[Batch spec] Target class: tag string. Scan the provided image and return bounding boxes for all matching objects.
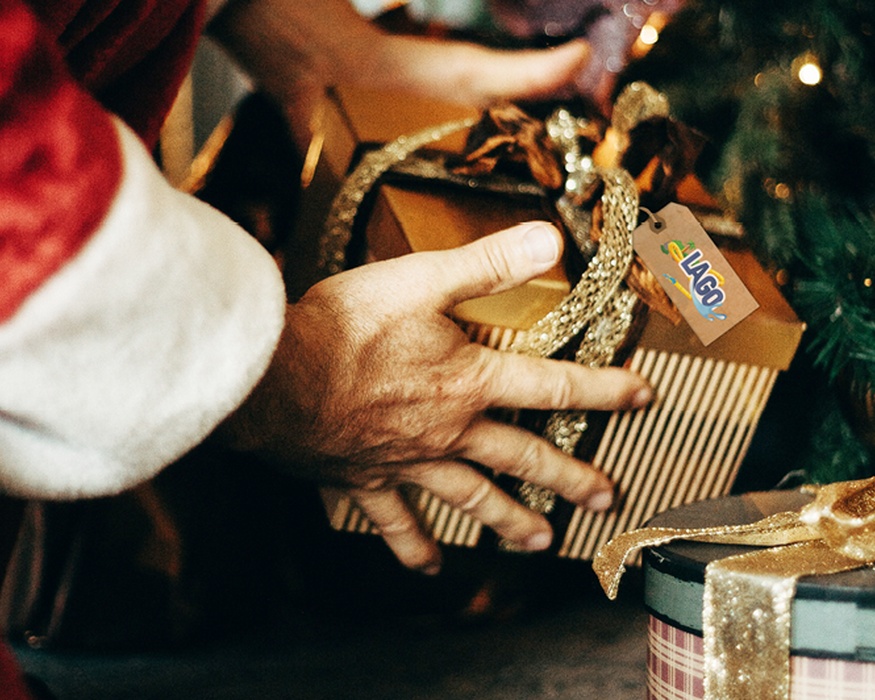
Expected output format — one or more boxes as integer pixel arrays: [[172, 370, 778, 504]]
[[640, 206, 666, 233]]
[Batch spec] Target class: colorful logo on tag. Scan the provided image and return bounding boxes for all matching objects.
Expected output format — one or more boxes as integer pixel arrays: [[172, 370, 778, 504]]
[[661, 240, 727, 322]]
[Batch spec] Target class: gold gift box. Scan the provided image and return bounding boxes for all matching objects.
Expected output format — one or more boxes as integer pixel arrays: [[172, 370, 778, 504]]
[[301, 87, 805, 560]]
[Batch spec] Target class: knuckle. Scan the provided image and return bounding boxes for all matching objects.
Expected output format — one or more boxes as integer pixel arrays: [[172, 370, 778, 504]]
[[376, 515, 417, 536], [346, 469, 392, 491], [433, 349, 494, 416], [362, 475, 390, 490], [546, 370, 575, 408], [477, 240, 515, 288], [458, 480, 492, 512], [514, 438, 549, 480]]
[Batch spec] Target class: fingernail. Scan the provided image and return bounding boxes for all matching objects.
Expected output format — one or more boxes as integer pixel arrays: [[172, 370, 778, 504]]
[[586, 490, 613, 512], [524, 531, 553, 551], [419, 563, 442, 576], [522, 224, 560, 264], [633, 386, 654, 408]]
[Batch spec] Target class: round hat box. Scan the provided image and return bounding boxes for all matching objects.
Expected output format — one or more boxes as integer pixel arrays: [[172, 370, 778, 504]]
[[643, 490, 875, 700]]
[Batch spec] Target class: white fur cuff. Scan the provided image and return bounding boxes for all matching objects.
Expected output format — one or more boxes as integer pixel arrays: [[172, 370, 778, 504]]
[[0, 119, 286, 499]]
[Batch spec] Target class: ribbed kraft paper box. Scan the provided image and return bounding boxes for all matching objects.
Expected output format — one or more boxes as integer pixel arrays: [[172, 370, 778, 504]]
[[642, 493, 875, 700], [299, 86, 805, 560]]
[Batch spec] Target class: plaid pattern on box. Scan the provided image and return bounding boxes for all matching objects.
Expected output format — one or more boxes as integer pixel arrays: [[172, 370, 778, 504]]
[[646, 616, 875, 700], [647, 616, 705, 700]]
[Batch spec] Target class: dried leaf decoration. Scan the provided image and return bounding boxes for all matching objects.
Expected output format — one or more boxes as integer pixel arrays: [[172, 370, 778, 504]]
[[623, 117, 707, 212], [447, 90, 704, 328], [609, 86, 707, 326], [452, 102, 565, 190]]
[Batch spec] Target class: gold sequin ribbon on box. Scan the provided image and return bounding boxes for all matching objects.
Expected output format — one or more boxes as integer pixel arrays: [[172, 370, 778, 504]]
[[593, 476, 875, 700], [319, 86, 687, 525]]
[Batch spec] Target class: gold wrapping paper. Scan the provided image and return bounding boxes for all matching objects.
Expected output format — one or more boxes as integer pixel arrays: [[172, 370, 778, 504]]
[[593, 477, 875, 700]]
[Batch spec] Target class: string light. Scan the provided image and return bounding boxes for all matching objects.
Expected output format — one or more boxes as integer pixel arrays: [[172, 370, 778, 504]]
[[639, 23, 660, 45], [631, 13, 669, 57], [794, 53, 823, 85], [798, 61, 822, 85], [763, 178, 792, 200]]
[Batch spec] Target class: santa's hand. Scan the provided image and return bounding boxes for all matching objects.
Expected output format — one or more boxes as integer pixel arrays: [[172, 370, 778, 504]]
[[220, 223, 652, 573]]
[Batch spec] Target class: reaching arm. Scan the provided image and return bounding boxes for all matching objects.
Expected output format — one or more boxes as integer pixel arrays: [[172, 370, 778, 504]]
[[208, 0, 591, 146]]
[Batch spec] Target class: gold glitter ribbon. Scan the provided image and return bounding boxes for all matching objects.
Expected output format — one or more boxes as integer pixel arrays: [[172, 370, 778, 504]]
[[503, 110, 640, 519], [322, 86, 720, 539], [592, 477, 875, 700], [321, 106, 641, 525], [320, 115, 640, 364], [320, 116, 481, 276]]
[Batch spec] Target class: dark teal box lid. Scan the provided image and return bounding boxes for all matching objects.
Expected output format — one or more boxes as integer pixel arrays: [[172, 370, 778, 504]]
[[643, 490, 875, 661]]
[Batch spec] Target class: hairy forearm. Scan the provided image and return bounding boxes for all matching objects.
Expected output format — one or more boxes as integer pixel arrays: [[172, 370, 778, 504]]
[[213, 301, 334, 475]]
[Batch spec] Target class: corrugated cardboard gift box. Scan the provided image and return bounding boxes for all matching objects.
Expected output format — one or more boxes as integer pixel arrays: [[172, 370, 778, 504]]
[[298, 85, 805, 561]]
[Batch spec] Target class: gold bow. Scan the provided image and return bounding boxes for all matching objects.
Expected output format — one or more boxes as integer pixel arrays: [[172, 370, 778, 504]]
[[593, 477, 875, 700]]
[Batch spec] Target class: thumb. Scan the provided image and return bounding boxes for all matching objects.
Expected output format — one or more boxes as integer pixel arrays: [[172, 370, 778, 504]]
[[426, 222, 565, 309]]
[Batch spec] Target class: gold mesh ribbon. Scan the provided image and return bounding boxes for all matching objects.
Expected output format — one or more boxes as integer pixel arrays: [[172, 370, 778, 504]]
[[320, 116, 481, 276], [505, 108, 640, 519], [320, 104, 641, 525], [592, 477, 875, 700]]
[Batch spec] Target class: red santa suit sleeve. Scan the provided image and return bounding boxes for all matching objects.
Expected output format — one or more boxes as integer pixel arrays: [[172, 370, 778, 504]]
[[0, 642, 34, 700], [0, 1, 286, 499]]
